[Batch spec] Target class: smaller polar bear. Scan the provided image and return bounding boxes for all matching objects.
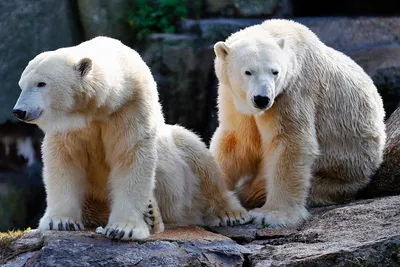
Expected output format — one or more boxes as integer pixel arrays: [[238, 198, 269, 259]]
[[209, 19, 386, 228], [14, 36, 248, 240]]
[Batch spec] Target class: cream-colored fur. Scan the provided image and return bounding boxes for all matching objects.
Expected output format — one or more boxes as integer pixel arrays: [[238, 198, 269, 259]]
[[14, 36, 249, 240], [155, 124, 249, 227], [210, 19, 386, 228]]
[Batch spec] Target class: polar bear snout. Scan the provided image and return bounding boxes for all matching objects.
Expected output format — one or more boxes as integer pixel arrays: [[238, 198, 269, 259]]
[[12, 109, 27, 120], [13, 89, 43, 122], [252, 95, 270, 110], [12, 106, 42, 122]]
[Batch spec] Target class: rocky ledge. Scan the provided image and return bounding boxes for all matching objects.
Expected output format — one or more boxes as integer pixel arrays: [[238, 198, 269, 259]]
[[3, 195, 400, 267]]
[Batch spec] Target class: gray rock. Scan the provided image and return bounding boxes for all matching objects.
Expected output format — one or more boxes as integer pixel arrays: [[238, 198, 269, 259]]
[[233, 0, 292, 17], [5, 226, 248, 267], [359, 106, 400, 198], [0, 0, 81, 123], [180, 18, 263, 40], [205, 0, 234, 15], [247, 196, 400, 266], [4, 196, 400, 266], [77, 0, 135, 45], [296, 17, 400, 52], [210, 196, 400, 266], [204, 0, 292, 17]]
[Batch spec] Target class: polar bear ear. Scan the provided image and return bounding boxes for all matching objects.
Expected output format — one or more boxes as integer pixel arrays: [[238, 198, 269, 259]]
[[214, 42, 229, 60], [277, 38, 285, 49], [76, 58, 92, 77]]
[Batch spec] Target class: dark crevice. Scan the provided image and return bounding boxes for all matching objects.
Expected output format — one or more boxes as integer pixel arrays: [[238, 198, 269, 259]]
[[242, 253, 252, 267]]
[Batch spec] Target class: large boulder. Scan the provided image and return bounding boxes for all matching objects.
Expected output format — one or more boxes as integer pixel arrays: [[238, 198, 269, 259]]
[[77, 0, 135, 45], [204, 0, 292, 17], [233, 0, 292, 17], [4, 226, 248, 266], [0, 0, 82, 124], [296, 17, 400, 52], [359, 105, 400, 198], [3, 196, 400, 266]]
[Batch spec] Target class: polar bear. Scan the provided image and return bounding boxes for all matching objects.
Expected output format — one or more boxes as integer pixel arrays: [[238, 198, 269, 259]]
[[14, 36, 249, 240], [209, 19, 386, 228]]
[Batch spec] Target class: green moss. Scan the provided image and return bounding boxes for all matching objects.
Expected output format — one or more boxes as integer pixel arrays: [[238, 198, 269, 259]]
[[125, 0, 188, 40]]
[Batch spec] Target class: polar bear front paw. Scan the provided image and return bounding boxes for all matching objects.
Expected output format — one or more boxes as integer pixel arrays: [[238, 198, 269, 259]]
[[249, 205, 310, 228], [103, 220, 150, 241], [38, 216, 84, 231], [205, 208, 251, 227]]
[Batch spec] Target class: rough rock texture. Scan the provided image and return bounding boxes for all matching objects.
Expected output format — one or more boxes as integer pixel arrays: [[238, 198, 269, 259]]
[[3, 226, 248, 267], [213, 196, 400, 267], [77, 0, 135, 45], [0, 0, 82, 123], [359, 106, 400, 198], [296, 17, 400, 52], [180, 18, 263, 40], [245, 196, 400, 266], [205, 0, 235, 16], [233, 0, 292, 17], [3, 196, 400, 266], [204, 0, 292, 17]]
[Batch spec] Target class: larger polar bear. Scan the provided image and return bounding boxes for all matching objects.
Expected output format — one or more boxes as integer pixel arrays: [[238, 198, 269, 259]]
[[210, 19, 386, 227], [13, 36, 249, 240]]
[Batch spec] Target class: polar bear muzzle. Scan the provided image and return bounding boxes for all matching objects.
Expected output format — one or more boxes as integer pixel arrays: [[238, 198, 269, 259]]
[[13, 88, 43, 122]]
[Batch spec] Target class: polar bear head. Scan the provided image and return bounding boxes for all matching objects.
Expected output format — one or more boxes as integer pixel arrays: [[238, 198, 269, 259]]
[[214, 37, 289, 115], [13, 49, 99, 133]]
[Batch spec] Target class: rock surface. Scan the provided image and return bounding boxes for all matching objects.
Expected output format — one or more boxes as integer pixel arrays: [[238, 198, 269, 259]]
[[3, 196, 400, 266], [204, 0, 292, 17], [0, 0, 82, 123], [359, 105, 400, 198], [233, 0, 292, 17], [77, 0, 135, 45], [4, 226, 248, 267]]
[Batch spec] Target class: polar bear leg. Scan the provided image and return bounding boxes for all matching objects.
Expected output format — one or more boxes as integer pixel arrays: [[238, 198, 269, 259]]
[[104, 140, 156, 241]]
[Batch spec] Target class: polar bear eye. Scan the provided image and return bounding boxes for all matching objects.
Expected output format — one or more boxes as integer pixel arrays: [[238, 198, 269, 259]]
[[245, 71, 252, 76], [272, 70, 279, 76], [37, 82, 46, 87]]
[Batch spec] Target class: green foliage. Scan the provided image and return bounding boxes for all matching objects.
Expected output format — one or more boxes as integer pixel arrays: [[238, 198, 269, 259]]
[[126, 0, 188, 40]]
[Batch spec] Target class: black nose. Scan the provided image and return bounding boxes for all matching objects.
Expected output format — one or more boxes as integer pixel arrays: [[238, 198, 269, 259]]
[[253, 95, 270, 109], [13, 109, 27, 120]]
